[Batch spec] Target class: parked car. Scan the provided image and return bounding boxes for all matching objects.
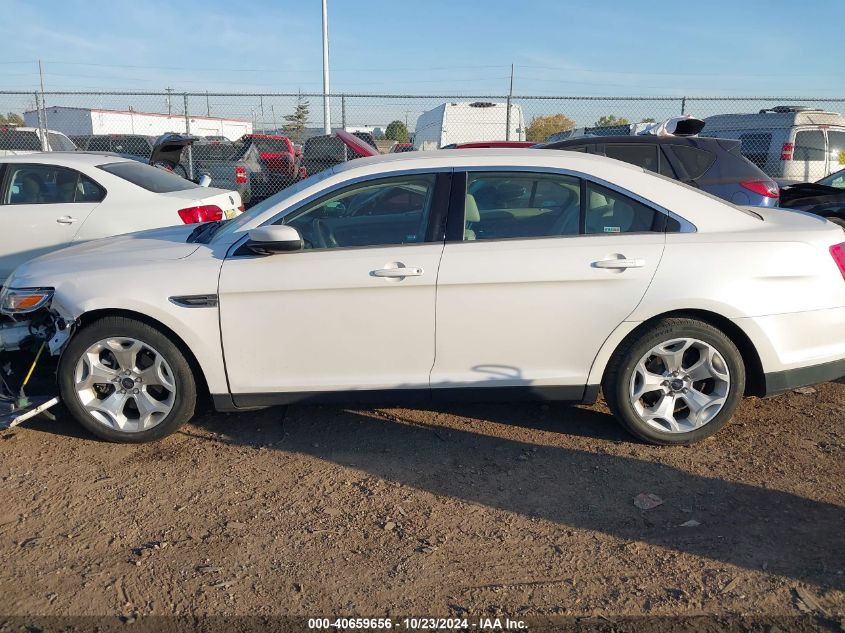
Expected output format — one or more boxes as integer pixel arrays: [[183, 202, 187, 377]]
[[538, 135, 780, 206], [701, 106, 845, 184], [3, 149, 843, 445], [443, 141, 536, 149], [302, 131, 379, 176], [75, 134, 156, 158], [189, 134, 304, 208], [390, 143, 415, 153], [0, 152, 243, 283], [0, 126, 76, 154], [780, 167, 845, 228]]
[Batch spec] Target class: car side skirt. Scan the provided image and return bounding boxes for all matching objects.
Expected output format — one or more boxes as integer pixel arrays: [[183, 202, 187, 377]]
[[212, 384, 600, 412], [763, 359, 845, 397]]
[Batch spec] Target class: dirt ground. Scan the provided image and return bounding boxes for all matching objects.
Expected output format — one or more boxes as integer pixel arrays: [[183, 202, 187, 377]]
[[1, 379, 844, 630]]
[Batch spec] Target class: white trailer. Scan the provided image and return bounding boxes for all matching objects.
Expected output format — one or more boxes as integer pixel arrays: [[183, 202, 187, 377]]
[[413, 101, 525, 150], [24, 106, 253, 140]]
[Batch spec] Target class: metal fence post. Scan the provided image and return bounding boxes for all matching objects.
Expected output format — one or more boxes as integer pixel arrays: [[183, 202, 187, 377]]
[[681, 96, 687, 115], [183, 93, 194, 181]]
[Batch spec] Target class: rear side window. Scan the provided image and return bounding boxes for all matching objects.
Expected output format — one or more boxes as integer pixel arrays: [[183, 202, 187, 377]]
[[827, 131, 845, 170], [585, 182, 666, 234], [98, 161, 198, 193], [602, 144, 660, 172], [669, 145, 717, 179], [3, 164, 105, 204], [738, 133, 772, 169], [112, 136, 152, 158], [794, 130, 826, 161], [0, 129, 41, 151], [87, 137, 111, 152]]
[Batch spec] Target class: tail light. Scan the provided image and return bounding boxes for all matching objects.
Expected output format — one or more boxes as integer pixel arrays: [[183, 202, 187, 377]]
[[237, 204, 245, 212], [830, 242, 845, 281], [740, 180, 779, 198], [177, 205, 222, 224], [780, 142, 794, 161], [235, 165, 247, 184]]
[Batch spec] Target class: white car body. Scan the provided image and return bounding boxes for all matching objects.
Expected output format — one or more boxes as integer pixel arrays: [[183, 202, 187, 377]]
[[3, 149, 845, 440], [0, 152, 243, 283]]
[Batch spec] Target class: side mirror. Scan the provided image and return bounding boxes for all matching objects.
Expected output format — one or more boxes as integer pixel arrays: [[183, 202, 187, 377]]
[[247, 225, 303, 255]]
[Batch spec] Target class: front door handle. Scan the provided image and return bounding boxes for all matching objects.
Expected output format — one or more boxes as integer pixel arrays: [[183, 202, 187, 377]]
[[372, 266, 424, 278], [593, 258, 645, 269], [56, 216, 78, 224]]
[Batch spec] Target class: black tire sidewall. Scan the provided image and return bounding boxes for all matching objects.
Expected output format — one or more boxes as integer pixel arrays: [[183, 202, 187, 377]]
[[58, 316, 196, 443], [606, 320, 746, 445]]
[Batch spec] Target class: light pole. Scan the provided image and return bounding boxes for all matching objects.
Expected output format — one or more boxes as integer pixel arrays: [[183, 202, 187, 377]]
[[321, 0, 331, 134]]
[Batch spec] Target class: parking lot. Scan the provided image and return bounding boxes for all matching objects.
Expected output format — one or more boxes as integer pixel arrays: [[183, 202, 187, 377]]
[[2, 380, 842, 626]]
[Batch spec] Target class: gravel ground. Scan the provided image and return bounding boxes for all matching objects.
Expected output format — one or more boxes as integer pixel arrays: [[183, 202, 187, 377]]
[[1, 379, 843, 630]]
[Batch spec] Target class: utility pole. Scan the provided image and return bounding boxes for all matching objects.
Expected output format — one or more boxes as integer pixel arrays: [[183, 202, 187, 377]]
[[271, 104, 277, 132], [321, 0, 331, 134], [183, 93, 194, 180], [206, 91, 211, 116], [38, 60, 48, 148], [165, 87, 174, 116], [505, 63, 514, 141]]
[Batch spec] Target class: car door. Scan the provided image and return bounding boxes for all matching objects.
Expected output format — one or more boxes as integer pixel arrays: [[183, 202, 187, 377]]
[[430, 170, 667, 399], [218, 171, 451, 403], [0, 163, 104, 282]]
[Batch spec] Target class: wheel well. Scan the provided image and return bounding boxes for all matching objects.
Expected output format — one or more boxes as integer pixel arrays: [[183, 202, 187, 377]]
[[75, 308, 211, 402], [606, 309, 766, 397]]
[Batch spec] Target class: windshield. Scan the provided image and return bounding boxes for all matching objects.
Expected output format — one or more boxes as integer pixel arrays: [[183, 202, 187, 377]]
[[97, 161, 198, 193], [818, 168, 845, 189], [211, 167, 337, 242]]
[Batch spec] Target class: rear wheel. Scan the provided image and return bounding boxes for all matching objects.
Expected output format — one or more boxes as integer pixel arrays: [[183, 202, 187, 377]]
[[603, 318, 745, 445], [59, 316, 196, 442]]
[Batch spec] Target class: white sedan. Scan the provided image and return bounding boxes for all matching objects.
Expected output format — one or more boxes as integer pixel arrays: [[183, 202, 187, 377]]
[[0, 152, 243, 283], [2, 149, 844, 444]]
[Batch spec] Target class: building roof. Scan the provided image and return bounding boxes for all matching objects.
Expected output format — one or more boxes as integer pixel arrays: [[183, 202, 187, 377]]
[[25, 105, 250, 123]]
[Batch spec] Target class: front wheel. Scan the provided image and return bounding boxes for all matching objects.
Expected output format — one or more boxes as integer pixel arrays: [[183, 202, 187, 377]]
[[603, 318, 746, 445], [59, 316, 197, 442]]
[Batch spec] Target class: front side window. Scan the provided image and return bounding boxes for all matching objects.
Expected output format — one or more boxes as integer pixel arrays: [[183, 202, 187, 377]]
[[0, 130, 41, 151], [3, 164, 105, 204], [793, 130, 826, 162], [585, 182, 665, 234], [281, 174, 437, 250], [464, 172, 581, 241]]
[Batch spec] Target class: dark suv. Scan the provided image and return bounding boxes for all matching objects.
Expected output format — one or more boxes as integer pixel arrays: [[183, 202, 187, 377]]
[[537, 135, 779, 207]]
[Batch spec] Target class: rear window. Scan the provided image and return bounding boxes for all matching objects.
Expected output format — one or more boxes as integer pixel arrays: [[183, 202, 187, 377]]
[[827, 131, 845, 169], [97, 161, 198, 193], [0, 129, 41, 151], [794, 130, 826, 161], [250, 137, 291, 154], [47, 132, 76, 151], [669, 145, 717, 179]]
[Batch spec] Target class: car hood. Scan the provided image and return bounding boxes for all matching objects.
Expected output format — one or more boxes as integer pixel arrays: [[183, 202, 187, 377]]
[[9, 225, 200, 286]]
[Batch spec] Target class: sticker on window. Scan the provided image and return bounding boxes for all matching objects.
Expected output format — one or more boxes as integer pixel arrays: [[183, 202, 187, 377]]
[[839, 151, 845, 165], [603, 226, 621, 233]]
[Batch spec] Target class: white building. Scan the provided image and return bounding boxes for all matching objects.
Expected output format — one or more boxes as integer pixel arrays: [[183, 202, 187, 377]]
[[23, 106, 253, 140]]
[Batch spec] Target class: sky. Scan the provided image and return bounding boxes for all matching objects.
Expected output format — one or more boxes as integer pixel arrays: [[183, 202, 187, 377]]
[[0, 0, 841, 131]]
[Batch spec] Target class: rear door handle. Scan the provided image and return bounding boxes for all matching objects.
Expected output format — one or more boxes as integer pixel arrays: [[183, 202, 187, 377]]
[[56, 216, 78, 224], [593, 258, 645, 269], [372, 266, 424, 278]]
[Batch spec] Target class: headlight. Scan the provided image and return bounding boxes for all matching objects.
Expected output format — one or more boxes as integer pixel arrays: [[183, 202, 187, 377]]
[[0, 287, 54, 314]]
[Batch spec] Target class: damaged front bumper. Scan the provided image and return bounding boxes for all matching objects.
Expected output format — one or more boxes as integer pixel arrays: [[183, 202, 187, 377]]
[[0, 289, 76, 429]]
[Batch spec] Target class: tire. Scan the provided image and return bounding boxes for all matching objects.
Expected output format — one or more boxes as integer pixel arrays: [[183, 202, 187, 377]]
[[602, 318, 746, 445], [58, 316, 197, 443]]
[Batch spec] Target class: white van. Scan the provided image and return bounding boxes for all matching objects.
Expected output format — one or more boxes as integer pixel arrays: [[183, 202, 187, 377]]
[[413, 102, 525, 151], [701, 106, 845, 184]]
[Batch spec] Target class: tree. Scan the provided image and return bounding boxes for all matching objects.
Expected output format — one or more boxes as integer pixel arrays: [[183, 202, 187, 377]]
[[282, 95, 310, 143], [594, 114, 630, 128], [384, 120, 409, 143], [640, 117, 656, 123], [525, 113, 576, 142]]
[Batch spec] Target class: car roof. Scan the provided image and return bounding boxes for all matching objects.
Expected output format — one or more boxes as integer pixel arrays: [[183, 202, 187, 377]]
[[540, 135, 736, 148], [0, 151, 134, 166], [331, 147, 644, 176]]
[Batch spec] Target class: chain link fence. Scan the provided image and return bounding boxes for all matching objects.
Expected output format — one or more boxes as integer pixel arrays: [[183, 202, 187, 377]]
[[1, 91, 844, 204]]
